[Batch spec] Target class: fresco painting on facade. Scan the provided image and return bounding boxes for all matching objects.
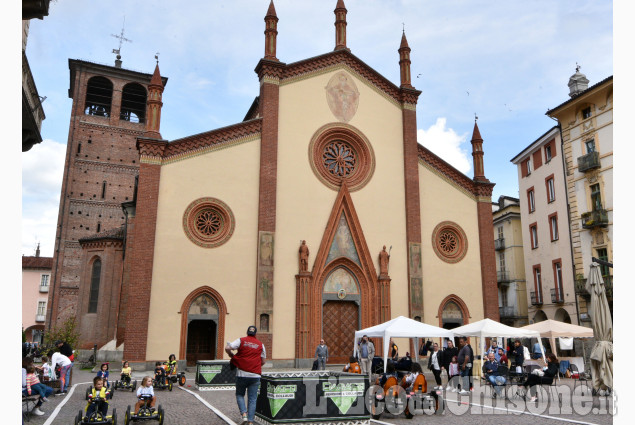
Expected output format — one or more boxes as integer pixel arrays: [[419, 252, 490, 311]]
[[326, 215, 360, 265], [410, 277, 423, 311], [323, 268, 359, 294], [409, 242, 422, 276], [189, 294, 218, 316], [259, 232, 274, 266], [325, 71, 360, 123], [259, 271, 273, 308]]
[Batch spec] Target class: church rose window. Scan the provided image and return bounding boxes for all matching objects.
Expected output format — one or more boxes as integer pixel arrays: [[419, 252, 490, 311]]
[[183, 198, 235, 248], [323, 141, 356, 177], [309, 123, 375, 191], [432, 221, 468, 263]]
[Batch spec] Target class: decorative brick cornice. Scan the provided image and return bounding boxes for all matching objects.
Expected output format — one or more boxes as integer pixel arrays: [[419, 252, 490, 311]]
[[79, 239, 124, 249], [162, 119, 262, 160], [69, 199, 125, 209], [78, 120, 145, 136], [79, 226, 125, 245], [74, 159, 139, 175], [417, 144, 474, 190], [400, 88, 422, 105], [474, 181, 495, 198], [255, 59, 286, 80], [282, 50, 415, 105], [137, 138, 167, 158]]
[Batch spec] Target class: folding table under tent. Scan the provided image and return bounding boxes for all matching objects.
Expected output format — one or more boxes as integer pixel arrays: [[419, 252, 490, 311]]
[[451, 318, 546, 365], [353, 315, 455, 372]]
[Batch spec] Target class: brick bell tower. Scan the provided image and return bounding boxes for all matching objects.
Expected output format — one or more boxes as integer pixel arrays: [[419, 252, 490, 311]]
[[47, 56, 167, 347]]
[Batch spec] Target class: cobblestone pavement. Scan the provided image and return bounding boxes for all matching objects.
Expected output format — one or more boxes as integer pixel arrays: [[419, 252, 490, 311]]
[[24, 366, 615, 425]]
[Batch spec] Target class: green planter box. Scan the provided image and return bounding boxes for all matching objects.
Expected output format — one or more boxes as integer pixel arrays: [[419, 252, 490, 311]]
[[256, 371, 369, 424], [195, 360, 236, 390]]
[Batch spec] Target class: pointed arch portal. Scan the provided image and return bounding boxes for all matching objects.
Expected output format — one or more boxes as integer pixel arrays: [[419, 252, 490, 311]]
[[295, 184, 386, 364]]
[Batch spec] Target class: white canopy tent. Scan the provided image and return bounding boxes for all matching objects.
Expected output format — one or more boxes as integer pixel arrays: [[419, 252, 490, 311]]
[[521, 319, 594, 360], [451, 318, 546, 363], [353, 316, 455, 372]]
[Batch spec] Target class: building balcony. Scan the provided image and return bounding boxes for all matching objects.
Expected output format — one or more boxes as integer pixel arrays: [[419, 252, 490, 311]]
[[575, 275, 612, 299], [581, 209, 608, 229], [497, 270, 512, 284], [35, 314, 46, 322], [530, 291, 543, 306], [577, 151, 601, 173], [39, 285, 49, 293], [494, 238, 505, 251], [551, 288, 565, 303], [499, 305, 518, 318]]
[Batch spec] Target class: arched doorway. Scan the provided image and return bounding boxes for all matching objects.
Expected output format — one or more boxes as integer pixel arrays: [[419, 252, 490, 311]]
[[533, 310, 548, 323], [438, 295, 470, 347], [179, 287, 227, 366], [554, 308, 571, 324], [322, 267, 360, 364]]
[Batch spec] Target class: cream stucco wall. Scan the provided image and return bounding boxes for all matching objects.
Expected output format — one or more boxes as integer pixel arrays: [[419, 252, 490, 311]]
[[146, 138, 261, 359], [274, 67, 409, 359], [418, 164, 484, 325]]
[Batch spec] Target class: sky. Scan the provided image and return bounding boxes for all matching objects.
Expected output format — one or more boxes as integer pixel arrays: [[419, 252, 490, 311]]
[[19, 0, 614, 257]]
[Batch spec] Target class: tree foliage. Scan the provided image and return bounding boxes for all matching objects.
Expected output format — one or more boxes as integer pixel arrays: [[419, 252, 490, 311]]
[[43, 316, 80, 353]]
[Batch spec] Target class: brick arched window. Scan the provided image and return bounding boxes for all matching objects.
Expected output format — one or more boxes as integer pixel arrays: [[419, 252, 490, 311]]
[[120, 83, 147, 123], [84, 77, 113, 118], [88, 258, 102, 313]]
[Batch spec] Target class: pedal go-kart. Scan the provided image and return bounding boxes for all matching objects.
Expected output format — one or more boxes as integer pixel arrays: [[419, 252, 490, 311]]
[[75, 395, 117, 425], [113, 378, 137, 392], [152, 376, 173, 391], [370, 374, 443, 419], [164, 362, 187, 387], [123, 395, 164, 424], [86, 385, 115, 400]]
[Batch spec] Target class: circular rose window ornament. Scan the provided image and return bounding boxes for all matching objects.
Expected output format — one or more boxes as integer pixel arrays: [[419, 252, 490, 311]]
[[309, 123, 375, 192], [183, 198, 235, 248], [432, 221, 468, 263]]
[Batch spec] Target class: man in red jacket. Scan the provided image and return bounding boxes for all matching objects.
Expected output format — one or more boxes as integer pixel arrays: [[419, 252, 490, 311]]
[[226, 326, 266, 425]]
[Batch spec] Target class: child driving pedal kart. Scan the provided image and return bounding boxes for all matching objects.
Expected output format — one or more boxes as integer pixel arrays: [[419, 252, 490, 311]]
[[85, 377, 112, 420], [135, 376, 156, 415]]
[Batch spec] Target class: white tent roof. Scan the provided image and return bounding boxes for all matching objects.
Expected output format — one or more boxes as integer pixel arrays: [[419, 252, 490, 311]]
[[521, 319, 594, 338], [354, 316, 455, 339], [452, 318, 541, 338], [452, 318, 546, 363], [353, 316, 454, 372]]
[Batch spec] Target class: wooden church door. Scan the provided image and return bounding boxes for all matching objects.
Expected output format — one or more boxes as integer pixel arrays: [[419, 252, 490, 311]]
[[323, 301, 358, 364]]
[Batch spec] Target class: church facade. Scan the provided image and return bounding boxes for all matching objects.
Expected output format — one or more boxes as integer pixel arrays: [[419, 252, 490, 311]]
[[51, 1, 499, 366]]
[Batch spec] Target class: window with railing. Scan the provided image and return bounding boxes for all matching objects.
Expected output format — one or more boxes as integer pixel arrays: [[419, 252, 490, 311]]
[[553, 261, 564, 302], [533, 265, 543, 303]]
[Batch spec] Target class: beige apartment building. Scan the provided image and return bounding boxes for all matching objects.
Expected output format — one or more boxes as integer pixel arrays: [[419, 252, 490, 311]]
[[22, 245, 52, 343], [546, 71, 613, 320], [492, 196, 528, 327], [511, 126, 577, 324]]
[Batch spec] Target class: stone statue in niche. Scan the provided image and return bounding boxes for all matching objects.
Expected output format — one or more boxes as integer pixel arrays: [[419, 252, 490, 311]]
[[299, 240, 309, 273], [325, 71, 360, 122], [379, 245, 390, 276]]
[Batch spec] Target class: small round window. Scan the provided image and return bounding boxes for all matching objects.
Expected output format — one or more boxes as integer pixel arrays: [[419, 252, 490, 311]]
[[183, 198, 235, 248], [432, 221, 468, 263]]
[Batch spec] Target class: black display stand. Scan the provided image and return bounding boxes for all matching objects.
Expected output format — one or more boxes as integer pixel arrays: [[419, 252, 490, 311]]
[[255, 371, 370, 424], [195, 360, 236, 390]]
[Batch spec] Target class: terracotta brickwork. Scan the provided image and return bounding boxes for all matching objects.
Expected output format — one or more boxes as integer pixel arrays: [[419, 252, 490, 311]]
[[476, 198, 500, 321], [117, 215, 135, 346], [123, 159, 163, 361], [253, 60, 283, 358], [48, 60, 166, 342], [77, 235, 124, 349]]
